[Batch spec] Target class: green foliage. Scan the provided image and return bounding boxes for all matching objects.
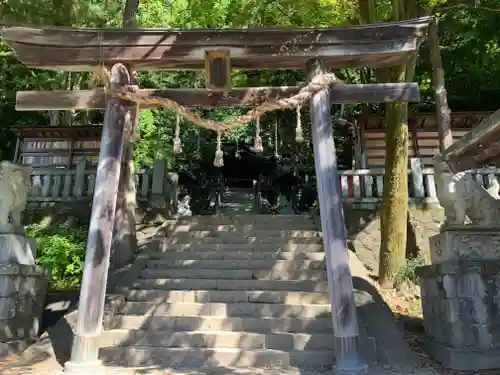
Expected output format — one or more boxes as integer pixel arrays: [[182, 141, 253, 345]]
[[393, 252, 427, 287], [133, 109, 173, 169], [26, 223, 88, 291], [2, 0, 500, 168]]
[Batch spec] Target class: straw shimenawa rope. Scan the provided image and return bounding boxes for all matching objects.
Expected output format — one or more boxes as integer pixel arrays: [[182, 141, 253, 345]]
[[104, 72, 342, 132]]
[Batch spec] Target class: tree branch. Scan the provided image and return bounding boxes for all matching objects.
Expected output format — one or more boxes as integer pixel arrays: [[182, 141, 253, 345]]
[[434, 3, 500, 14]]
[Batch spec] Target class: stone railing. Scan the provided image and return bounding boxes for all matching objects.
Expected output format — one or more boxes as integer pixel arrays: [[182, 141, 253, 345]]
[[28, 160, 153, 203], [25, 158, 500, 206], [325, 158, 500, 205]]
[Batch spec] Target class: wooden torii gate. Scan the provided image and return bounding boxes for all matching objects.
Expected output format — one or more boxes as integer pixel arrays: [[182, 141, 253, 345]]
[[1, 17, 431, 375]]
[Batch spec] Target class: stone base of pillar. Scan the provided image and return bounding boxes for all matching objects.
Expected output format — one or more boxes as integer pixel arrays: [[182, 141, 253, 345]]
[[334, 336, 370, 375], [64, 360, 104, 375], [335, 363, 369, 375]]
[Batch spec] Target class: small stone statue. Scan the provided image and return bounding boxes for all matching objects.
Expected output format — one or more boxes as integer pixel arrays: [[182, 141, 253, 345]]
[[434, 157, 500, 226], [177, 195, 192, 217], [0, 161, 32, 233]]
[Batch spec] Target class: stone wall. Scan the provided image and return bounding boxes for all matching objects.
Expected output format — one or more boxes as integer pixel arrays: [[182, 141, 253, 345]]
[[417, 260, 500, 370], [23, 201, 168, 227], [344, 203, 444, 276], [0, 264, 50, 347]]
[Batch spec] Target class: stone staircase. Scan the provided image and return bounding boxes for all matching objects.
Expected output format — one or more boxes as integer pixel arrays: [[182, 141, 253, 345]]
[[100, 214, 337, 369], [221, 187, 256, 215]]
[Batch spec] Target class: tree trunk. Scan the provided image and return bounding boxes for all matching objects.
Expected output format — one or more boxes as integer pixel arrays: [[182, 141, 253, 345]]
[[49, 0, 73, 126], [110, 0, 140, 272], [111, 143, 137, 270], [62, 72, 74, 126], [378, 66, 409, 287], [429, 16, 453, 152], [359, 0, 418, 287], [123, 0, 139, 28]]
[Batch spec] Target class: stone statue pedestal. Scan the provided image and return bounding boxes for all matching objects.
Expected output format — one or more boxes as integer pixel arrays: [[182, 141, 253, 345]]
[[279, 195, 294, 214], [429, 225, 500, 263], [0, 234, 48, 351], [0, 264, 50, 347], [0, 233, 37, 265], [419, 225, 500, 370]]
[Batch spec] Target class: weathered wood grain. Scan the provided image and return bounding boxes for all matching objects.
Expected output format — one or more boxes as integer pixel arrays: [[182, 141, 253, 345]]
[[2, 18, 430, 46], [444, 108, 500, 171], [360, 112, 492, 130], [307, 58, 366, 372], [2, 17, 431, 71], [7, 43, 416, 71], [67, 63, 134, 368], [12, 125, 103, 139], [16, 83, 420, 110]]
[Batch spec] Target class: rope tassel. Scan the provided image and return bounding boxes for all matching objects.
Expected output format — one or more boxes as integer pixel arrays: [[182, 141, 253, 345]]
[[254, 115, 264, 152], [213, 130, 224, 168], [295, 105, 304, 142], [173, 113, 183, 154]]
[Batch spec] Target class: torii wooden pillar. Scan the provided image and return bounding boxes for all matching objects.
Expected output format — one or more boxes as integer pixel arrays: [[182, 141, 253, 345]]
[[307, 59, 367, 375], [64, 63, 135, 373]]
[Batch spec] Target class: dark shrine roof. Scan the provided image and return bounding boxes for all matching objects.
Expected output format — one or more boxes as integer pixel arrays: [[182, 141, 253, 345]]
[[360, 111, 494, 130], [1, 17, 431, 71], [12, 125, 103, 139], [443, 109, 500, 171]]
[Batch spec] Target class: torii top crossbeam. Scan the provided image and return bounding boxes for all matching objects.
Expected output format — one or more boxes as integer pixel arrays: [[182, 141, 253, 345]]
[[1, 17, 430, 71]]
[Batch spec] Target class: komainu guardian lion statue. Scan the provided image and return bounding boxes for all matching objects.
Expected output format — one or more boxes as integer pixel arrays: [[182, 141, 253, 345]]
[[434, 157, 500, 226], [0, 161, 32, 232]]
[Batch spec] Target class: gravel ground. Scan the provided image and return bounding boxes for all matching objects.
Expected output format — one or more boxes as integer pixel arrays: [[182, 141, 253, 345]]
[[0, 362, 442, 375]]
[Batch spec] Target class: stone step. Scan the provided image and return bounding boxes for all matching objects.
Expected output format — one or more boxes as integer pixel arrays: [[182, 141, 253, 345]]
[[165, 229, 321, 237], [99, 346, 334, 368], [100, 330, 334, 350], [146, 259, 326, 270], [225, 189, 254, 194], [224, 192, 253, 197], [161, 216, 317, 229], [126, 290, 330, 304], [223, 194, 254, 200], [222, 199, 254, 204], [148, 251, 325, 261], [118, 302, 331, 318], [140, 268, 328, 281], [225, 188, 254, 193], [223, 200, 254, 205], [165, 236, 323, 245], [157, 243, 324, 253], [106, 315, 333, 333], [163, 223, 319, 232], [162, 215, 314, 222], [222, 204, 254, 213], [131, 279, 329, 293]]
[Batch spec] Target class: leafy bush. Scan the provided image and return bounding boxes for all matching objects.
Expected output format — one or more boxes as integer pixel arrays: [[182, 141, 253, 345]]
[[26, 223, 88, 291], [393, 253, 427, 287]]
